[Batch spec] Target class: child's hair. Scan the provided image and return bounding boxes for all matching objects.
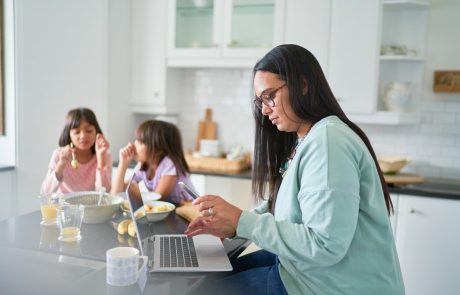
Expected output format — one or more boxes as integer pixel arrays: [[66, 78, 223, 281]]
[[58, 107, 103, 154], [135, 120, 190, 176]]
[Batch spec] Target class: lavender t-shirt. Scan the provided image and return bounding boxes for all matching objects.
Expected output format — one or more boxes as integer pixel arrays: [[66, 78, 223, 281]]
[[133, 156, 195, 204]]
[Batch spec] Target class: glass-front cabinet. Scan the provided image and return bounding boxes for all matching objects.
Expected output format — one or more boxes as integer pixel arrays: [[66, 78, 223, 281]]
[[167, 0, 285, 67]]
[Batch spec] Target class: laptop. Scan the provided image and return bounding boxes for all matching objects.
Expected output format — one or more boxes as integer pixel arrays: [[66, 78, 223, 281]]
[[125, 174, 233, 272]]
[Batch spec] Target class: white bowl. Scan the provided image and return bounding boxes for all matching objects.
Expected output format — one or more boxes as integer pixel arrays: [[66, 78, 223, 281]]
[[64, 192, 124, 224], [135, 201, 175, 222], [378, 156, 411, 174], [141, 191, 162, 206]]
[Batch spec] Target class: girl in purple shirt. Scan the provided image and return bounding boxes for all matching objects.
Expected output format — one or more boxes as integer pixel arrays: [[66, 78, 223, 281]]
[[111, 120, 195, 205]]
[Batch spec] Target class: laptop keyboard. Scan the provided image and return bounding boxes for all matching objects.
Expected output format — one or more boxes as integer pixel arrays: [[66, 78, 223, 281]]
[[160, 236, 199, 268]]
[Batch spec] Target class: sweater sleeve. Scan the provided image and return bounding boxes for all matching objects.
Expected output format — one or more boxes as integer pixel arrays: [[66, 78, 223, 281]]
[[40, 149, 61, 194], [236, 126, 362, 267], [95, 152, 113, 191]]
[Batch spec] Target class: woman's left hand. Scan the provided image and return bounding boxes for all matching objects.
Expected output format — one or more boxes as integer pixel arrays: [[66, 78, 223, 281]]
[[184, 195, 242, 239]]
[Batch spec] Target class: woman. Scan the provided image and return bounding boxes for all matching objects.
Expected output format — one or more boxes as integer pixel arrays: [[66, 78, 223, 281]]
[[185, 44, 404, 294]]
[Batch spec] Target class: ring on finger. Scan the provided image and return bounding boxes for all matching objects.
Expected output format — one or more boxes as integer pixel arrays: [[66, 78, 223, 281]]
[[208, 207, 214, 216]]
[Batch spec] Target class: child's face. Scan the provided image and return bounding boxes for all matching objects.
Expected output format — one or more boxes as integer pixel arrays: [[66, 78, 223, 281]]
[[70, 119, 97, 151], [134, 139, 148, 162]]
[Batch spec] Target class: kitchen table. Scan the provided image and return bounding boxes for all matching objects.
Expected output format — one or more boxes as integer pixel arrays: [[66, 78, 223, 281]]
[[0, 210, 248, 295]]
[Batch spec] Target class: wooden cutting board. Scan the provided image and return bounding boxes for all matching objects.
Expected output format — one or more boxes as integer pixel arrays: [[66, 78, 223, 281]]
[[384, 173, 425, 185], [195, 108, 217, 151]]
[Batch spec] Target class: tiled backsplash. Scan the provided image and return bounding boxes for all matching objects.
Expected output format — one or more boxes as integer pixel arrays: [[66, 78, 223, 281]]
[[176, 69, 460, 180]]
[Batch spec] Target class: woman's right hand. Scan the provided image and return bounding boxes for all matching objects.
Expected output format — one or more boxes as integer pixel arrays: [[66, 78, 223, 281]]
[[118, 143, 136, 168]]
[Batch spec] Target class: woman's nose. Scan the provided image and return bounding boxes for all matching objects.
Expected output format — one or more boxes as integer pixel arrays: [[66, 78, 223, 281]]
[[261, 104, 271, 116]]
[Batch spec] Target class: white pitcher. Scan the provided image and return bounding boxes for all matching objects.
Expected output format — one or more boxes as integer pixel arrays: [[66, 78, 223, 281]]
[[383, 82, 412, 112]]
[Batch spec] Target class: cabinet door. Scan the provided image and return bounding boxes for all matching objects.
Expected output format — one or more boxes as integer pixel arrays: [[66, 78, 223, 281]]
[[283, 0, 331, 72], [396, 195, 460, 295], [167, 0, 221, 58], [328, 0, 381, 114], [131, 0, 179, 114], [167, 0, 285, 64]]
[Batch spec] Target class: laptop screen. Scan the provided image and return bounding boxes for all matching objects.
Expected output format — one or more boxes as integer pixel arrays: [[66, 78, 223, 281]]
[[125, 173, 146, 256]]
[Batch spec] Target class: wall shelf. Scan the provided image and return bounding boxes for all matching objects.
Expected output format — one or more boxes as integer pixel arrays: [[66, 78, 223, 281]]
[[380, 55, 424, 61], [348, 111, 420, 125]]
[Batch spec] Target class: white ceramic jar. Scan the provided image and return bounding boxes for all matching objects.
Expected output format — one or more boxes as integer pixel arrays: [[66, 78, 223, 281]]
[[383, 82, 412, 112]]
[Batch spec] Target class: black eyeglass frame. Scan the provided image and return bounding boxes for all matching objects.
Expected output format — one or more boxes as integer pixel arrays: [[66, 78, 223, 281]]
[[253, 83, 286, 110]]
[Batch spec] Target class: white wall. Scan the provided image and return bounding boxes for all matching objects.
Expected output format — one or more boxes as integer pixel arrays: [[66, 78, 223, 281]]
[[11, 0, 109, 217]]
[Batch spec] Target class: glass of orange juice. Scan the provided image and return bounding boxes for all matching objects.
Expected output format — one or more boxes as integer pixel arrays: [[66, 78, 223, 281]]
[[39, 193, 61, 226], [57, 204, 84, 242]]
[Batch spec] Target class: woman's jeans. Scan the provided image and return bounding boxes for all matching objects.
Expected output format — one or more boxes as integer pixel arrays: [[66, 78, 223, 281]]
[[194, 249, 289, 295]]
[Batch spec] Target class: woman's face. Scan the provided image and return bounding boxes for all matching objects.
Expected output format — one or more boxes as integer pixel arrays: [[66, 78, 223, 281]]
[[70, 119, 96, 151], [254, 71, 303, 134]]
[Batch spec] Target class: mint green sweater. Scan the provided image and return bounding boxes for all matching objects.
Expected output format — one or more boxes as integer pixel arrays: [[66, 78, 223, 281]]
[[237, 116, 404, 295]]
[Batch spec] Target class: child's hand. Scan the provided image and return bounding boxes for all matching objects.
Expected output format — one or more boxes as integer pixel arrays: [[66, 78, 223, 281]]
[[95, 133, 110, 157], [57, 145, 72, 166], [119, 143, 136, 168], [95, 133, 110, 169], [55, 145, 73, 178]]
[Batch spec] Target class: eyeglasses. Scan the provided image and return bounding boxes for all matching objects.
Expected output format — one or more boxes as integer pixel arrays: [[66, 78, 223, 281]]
[[253, 83, 286, 110]]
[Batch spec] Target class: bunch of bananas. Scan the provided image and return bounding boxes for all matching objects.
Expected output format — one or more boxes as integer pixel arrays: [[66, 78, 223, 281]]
[[117, 219, 136, 237]]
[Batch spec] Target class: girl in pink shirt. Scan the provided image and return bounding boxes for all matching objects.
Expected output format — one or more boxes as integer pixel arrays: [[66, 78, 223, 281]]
[[41, 108, 112, 194], [111, 120, 195, 205]]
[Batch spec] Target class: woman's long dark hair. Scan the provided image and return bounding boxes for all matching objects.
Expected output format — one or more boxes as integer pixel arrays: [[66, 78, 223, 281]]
[[135, 120, 190, 176], [58, 107, 103, 154], [252, 44, 393, 215]]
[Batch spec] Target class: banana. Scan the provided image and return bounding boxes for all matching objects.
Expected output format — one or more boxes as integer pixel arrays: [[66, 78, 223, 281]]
[[117, 219, 131, 235], [128, 221, 137, 237]]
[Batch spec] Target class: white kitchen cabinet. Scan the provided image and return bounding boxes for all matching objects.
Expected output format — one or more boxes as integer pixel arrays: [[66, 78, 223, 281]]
[[130, 0, 181, 114], [328, 0, 428, 125], [377, 1, 428, 114], [167, 0, 285, 67], [328, 0, 381, 115], [190, 174, 255, 210], [395, 194, 460, 295], [283, 0, 331, 71]]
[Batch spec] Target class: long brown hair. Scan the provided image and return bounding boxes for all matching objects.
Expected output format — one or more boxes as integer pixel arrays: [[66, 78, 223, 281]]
[[135, 120, 190, 176], [252, 44, 393, 215], [58, 107, 103, 154]]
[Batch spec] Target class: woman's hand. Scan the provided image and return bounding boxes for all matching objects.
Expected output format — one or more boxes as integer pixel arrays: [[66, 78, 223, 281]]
[[95, 133, 110, 169], [184, 195, 242, 239], [118, 142, 136, 169]]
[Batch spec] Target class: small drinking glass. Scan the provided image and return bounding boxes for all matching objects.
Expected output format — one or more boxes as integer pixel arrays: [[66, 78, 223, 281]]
[[39, 193, 61, 226], [57, 204, 84, 242]]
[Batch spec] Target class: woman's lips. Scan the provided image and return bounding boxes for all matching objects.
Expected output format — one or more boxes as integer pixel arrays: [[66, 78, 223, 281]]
[[270, 117, 279, 125]]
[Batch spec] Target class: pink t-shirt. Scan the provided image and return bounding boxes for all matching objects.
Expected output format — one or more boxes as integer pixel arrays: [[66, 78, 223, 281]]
[[40, 148, 112, 194], [133, 156, 195, 204]]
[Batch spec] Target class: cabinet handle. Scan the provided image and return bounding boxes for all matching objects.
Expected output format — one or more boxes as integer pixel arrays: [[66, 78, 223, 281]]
[[409, 208, 416, 214]]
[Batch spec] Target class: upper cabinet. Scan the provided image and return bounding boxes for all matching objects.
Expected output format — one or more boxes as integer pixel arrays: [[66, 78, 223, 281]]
[[131, 0, 181, 114], [167, 0, 285, 67], [376, 0, 429, 122], [328, 0, 381, 115], [327, 0, 429, 124]]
